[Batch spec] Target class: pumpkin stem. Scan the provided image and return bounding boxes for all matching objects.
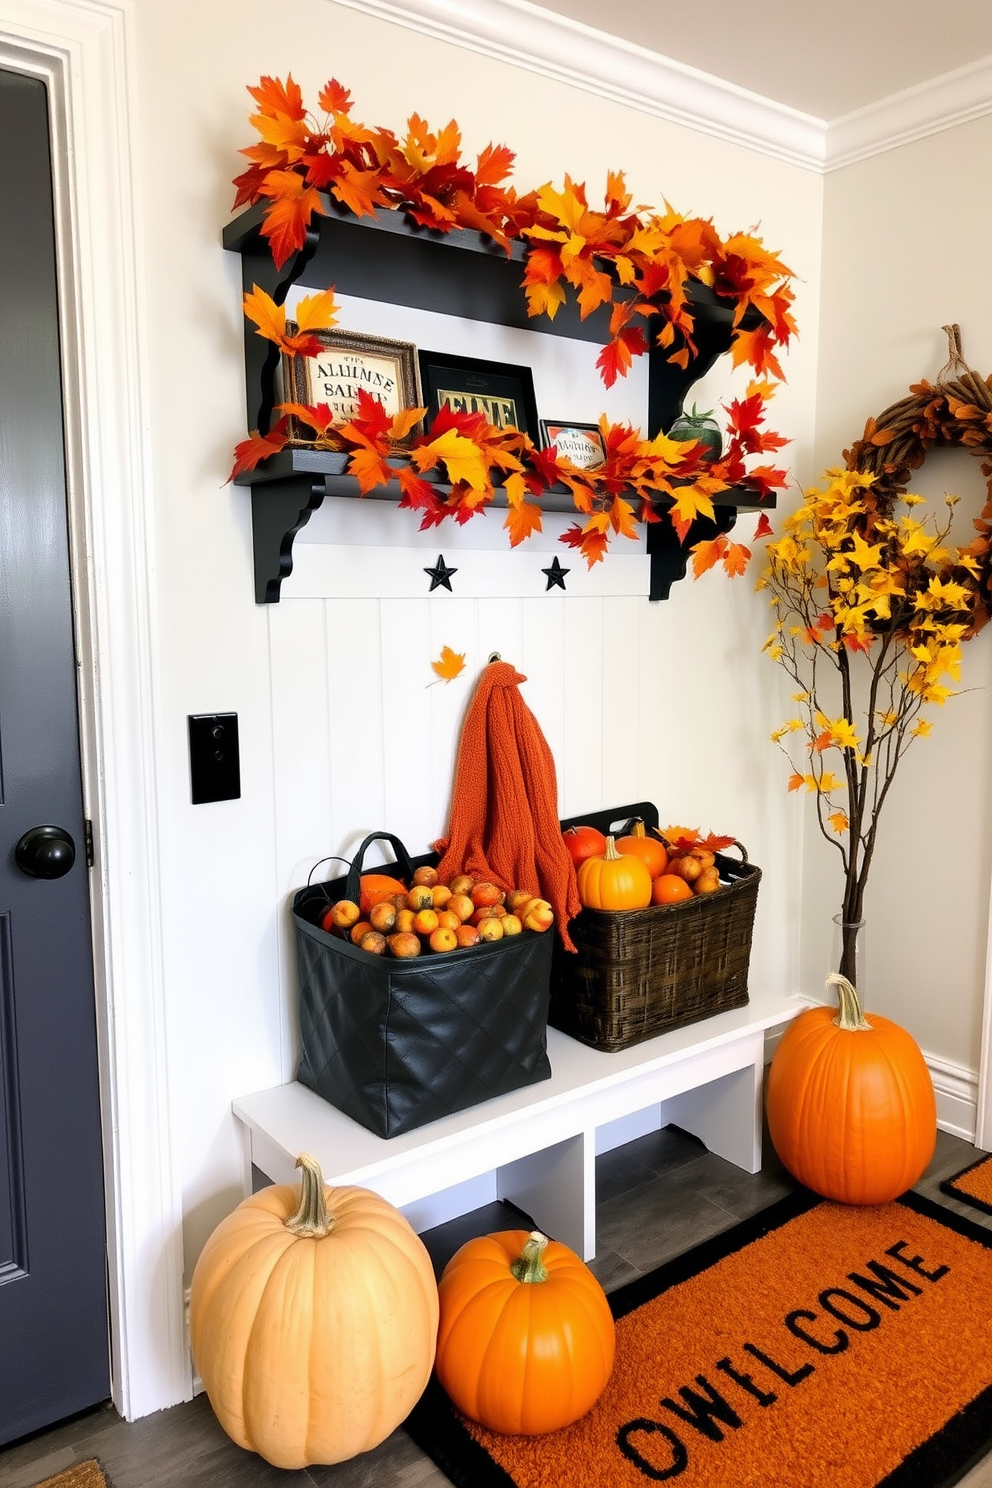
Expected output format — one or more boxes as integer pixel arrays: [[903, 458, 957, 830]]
[[632, 819, 646, 838], [285, 1152, 334, 1238], [510, 1231, 550, 1284], [826, 972, 872, 1032], [603, 836, 621, 861]]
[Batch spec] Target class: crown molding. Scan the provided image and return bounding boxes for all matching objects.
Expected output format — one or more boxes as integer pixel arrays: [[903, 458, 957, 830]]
[[330, 0, 992, 174], [329, 0, 827, 170], [826, 55, 992, 170]]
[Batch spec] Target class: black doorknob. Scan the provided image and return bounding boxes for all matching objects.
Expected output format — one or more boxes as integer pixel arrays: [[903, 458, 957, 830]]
[[14, 824, 76, 879]]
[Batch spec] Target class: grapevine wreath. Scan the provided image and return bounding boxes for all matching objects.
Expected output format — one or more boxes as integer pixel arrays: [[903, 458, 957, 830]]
[[841, 324, 992, 632], [229, 74, 796, 574]]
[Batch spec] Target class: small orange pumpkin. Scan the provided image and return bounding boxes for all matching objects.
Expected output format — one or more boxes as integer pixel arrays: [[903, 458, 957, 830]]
[[435, 1229, 615, 1435], [766, 974, 936, 1205], [577, 835, 653, 910], [359, 871, 408, 914], [615, 819, 668, 879]]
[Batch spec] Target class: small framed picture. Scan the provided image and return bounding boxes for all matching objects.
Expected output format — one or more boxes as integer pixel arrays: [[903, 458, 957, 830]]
[[283, 328, 423, 444], [418, 350, 540, 443], [540, 420, 607, 471]]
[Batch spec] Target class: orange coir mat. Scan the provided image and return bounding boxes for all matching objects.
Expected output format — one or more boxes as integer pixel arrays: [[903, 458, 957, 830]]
[[941, 1152, 992, 1217], [404, 1190, 992, 1488]]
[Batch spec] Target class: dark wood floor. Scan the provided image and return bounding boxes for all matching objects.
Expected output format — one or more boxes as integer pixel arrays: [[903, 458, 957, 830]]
[[3, 1126, 991, 1488]]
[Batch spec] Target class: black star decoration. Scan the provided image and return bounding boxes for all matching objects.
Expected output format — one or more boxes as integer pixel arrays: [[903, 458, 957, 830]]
[[542, 556, 570, 591], [424, 554, 458, 592]]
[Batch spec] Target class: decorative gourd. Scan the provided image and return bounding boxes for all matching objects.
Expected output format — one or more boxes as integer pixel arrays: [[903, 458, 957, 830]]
[[435, 1229, 615, 1435], [577, 835, 653, 910], [667, 402, 723, 461], [188, 1153, 439, 1469], [615, 819, 668, 879], [765, 974, 936, 1206], [358, 871, 407, 913]]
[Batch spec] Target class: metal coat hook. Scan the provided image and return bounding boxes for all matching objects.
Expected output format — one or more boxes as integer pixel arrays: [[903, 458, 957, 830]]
[[488, 652, 501, 663]]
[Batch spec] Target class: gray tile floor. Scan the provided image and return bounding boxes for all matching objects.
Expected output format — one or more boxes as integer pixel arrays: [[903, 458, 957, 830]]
[[3, 1126, 991, 1488]]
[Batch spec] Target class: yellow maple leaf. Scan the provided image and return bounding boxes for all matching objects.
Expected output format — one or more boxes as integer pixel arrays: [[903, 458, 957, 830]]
[[669, 483, 716, 529], [412, 429, 489, 492], [293, 289, 339, 333], [828, 810, 849, 834], [242, 285, 286, 343], [431, 645, 466, 682]]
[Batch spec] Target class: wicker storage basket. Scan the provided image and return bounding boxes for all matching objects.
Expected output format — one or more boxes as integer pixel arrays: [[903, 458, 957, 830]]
[[550, 802, 760, 1052]]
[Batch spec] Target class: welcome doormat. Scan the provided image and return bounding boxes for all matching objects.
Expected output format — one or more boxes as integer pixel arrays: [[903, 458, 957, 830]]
[[405, 1189, 992, 1488], [941, 1152, 992, 1216]]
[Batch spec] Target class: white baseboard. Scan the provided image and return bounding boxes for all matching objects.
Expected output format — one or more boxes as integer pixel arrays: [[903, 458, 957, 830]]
[[926, 1052, 979, 1142]]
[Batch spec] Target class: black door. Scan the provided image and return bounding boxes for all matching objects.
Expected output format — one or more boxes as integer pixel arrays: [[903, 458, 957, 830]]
[[0, 67, 110, 1443]]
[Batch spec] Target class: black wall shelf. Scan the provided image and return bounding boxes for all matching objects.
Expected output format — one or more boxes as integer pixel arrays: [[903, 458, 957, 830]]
[[223, 196, 776, 603]]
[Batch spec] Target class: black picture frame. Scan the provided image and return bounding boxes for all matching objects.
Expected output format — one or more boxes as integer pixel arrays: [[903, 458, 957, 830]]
[[540, 419, 608, 471], [283, 327, 423, 446], [417, 349, 540, 443]]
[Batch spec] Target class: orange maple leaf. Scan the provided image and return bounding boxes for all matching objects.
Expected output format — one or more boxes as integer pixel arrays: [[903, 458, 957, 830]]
[[787, 773, 804, 792], [346, 444, 392, 493], [331, 162, 391, 220], [317, 78, 353, 114], [260, 171, 324, 268], [721, 541, 751, 577], [431, 645, 466, 682], [504, 499, 544, 547], [247, 75, 305, 121], [691, 535, 727, 578], [293, 289, 339, 334], [228, 420, 289, 481]]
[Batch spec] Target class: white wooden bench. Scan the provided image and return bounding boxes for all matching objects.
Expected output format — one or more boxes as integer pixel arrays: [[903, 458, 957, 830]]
[[233, 988, 804, 1261]]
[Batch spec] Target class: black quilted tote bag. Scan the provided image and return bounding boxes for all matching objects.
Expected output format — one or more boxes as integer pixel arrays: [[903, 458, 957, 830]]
[[292, 832, 553, 1138]]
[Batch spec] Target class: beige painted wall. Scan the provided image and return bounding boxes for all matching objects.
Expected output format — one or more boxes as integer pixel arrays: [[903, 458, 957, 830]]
[[814, 118, 992, 1067], [124, 0, 826, 1273]]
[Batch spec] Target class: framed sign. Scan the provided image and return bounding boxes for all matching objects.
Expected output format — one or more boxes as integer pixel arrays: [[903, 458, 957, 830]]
[[418, 350, 540, 443], [540, 420, 607, 471], [284, 329, 422, 443]]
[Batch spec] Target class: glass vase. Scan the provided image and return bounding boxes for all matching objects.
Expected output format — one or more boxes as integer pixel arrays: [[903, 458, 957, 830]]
[[831, 914, 866, 997]]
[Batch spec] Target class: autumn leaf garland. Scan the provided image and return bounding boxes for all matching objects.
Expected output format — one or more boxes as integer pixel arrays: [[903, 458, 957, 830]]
[[230, 75, 796, 572]]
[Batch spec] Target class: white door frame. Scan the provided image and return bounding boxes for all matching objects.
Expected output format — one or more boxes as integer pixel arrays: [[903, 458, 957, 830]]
[[0, 0, 187, 1420]]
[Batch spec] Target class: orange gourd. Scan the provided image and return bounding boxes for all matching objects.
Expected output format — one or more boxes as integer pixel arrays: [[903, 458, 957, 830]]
[[766, 974, 936, 1206], [359, 872, 407, 913], [188, 1153, 439, 1468], [435, 1229, 615, 1435], [577, 835, 653, 910], [616, 819, 668, 879]]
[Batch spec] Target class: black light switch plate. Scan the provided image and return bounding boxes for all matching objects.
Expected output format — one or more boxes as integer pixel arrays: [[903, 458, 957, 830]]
[[188, 713, 241, 804]]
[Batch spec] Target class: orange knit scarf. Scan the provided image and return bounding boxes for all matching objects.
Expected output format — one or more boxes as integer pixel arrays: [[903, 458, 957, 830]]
[[435, 660, 581, 951]]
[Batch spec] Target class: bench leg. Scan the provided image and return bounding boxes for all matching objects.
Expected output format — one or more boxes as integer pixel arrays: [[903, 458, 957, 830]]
[[663, 1058, 763, 1173], [496, 1133, 594, 1260]]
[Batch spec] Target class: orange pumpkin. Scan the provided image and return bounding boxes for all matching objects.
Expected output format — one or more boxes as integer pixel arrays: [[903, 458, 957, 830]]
[[615, 819, 668, 879], [435, 1229, 615, 1435], [189, 1153, 438, 1468], [358, 871, 408, 914], [577, 835, 652, 910], [561, 823, 608, 868], [766, 974, 936, 1205]]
